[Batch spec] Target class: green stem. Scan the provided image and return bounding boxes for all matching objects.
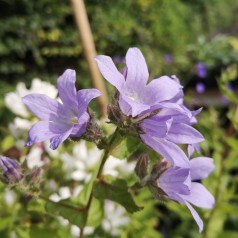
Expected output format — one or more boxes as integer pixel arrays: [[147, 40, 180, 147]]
[[79, 127, 120, 237]]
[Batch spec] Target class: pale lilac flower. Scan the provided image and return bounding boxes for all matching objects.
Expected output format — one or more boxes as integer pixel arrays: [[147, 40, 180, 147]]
[[23, 69, 101, 150], [165, 54, 173, 64], [0, 156, 22, 181], [221, 95, 229, 105], [196, 62, 207, 78], [96, 48, 203, 165], [156, 157, 215, 232], [196, 82, 206, 94], [95, 48, 182, 117]]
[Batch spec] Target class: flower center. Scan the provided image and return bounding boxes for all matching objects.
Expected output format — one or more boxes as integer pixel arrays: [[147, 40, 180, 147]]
[[127, 92, 139, 102], [69, 116, 78, 125]]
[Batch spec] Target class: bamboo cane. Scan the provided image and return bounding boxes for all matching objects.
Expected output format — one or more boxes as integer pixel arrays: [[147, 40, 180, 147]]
[[70, 0, 108, 117]]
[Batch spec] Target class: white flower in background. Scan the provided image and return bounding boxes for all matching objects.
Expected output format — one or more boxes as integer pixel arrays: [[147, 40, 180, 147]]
[[26, 146, 45, 169], [5, 82, 30, 117], [103, 200, 130, 236], [49, 186, 72, 202], [4, 189, 17, 206], [104, 155, 135, 177], [5, 78, 57, 118], [61, 141, 135, 182], [71, 225, 94, 237], [9, 117, 34, 148], [61, 140, 102, 182]]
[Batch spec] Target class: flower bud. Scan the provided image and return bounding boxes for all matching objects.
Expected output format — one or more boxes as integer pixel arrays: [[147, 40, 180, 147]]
[[107, 103, 127, 126], [0, 156, 22, 183], [135, 153, 149, 180]]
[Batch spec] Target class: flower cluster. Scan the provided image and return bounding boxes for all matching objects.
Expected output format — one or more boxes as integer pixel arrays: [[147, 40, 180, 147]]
[[95, 47, 215, 232], [1, 47, 214, 234]]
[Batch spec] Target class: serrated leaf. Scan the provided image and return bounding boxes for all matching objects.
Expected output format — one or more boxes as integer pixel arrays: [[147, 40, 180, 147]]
[[45, 199, 87, 229], [93, 178, 142, 213], [110, 135, 141, 159]]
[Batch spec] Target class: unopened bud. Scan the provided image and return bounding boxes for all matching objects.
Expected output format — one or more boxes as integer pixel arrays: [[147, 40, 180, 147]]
[[151, 159, 171, 180], [0, 156, 22, 183], [135, 153, 149, 180], [107, 104, 127, 125], [71, 117, 103, 146]]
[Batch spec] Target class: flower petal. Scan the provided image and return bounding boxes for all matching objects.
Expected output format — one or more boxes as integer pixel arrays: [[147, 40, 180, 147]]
[[50, 128, 73, 150], [180, 182, 215, 209], [70, 112, 89, 137], [190, 157, 215, 180], [140, 117, 170, 138], [120, 94, 150, 117], [25, 121, 60, 146], [184, 200, 204, 233], [94, 56, 124, 91], [144, 76, 182, 104], [158, 167, 191, 195], [57, 69, 78, 113], [188, 143, 200, 157], [124, 48, 149, 90], [140, 134, 190, 168], [22, 94, 59, 121], [77, 89, 101, 118], [169, 193, 204, 233], [166, 123, 204, 144], [118, 94, 132, 116]]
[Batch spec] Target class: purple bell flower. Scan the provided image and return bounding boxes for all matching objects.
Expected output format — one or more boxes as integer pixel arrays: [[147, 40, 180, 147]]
[[196, 62, 207, 78], [95, 48, 182, 117], [23, 69, 101, 150], [139, 104, 204, 167], [164, 54, 173, 64], [196, 82, 206, 94], [95, 48, 204, 165], [156, 157, 215, 232]]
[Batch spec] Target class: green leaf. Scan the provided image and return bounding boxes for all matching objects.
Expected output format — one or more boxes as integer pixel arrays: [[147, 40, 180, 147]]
[[30, 226, 61, 238], [87, 198, 104, 227], [1, 135, 15, 152], [110, 135, 141, 159], [93, 177, 142, 213], [45, 199, 87, 229], [217, 231, 238, 238]]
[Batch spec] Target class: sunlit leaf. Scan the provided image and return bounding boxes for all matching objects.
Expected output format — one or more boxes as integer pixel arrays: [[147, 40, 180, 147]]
[[45, 199, 87, 229], [93, 177, 142, 213], [110, 135, 141, 159]]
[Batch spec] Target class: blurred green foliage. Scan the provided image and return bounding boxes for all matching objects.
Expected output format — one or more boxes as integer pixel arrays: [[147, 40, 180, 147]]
[[1, 1, 238, 238], [0, 0, 238, 87]]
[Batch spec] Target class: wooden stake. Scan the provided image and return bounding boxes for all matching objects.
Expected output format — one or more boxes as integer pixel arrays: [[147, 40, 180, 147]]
[[70, 0, 108, 117]]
